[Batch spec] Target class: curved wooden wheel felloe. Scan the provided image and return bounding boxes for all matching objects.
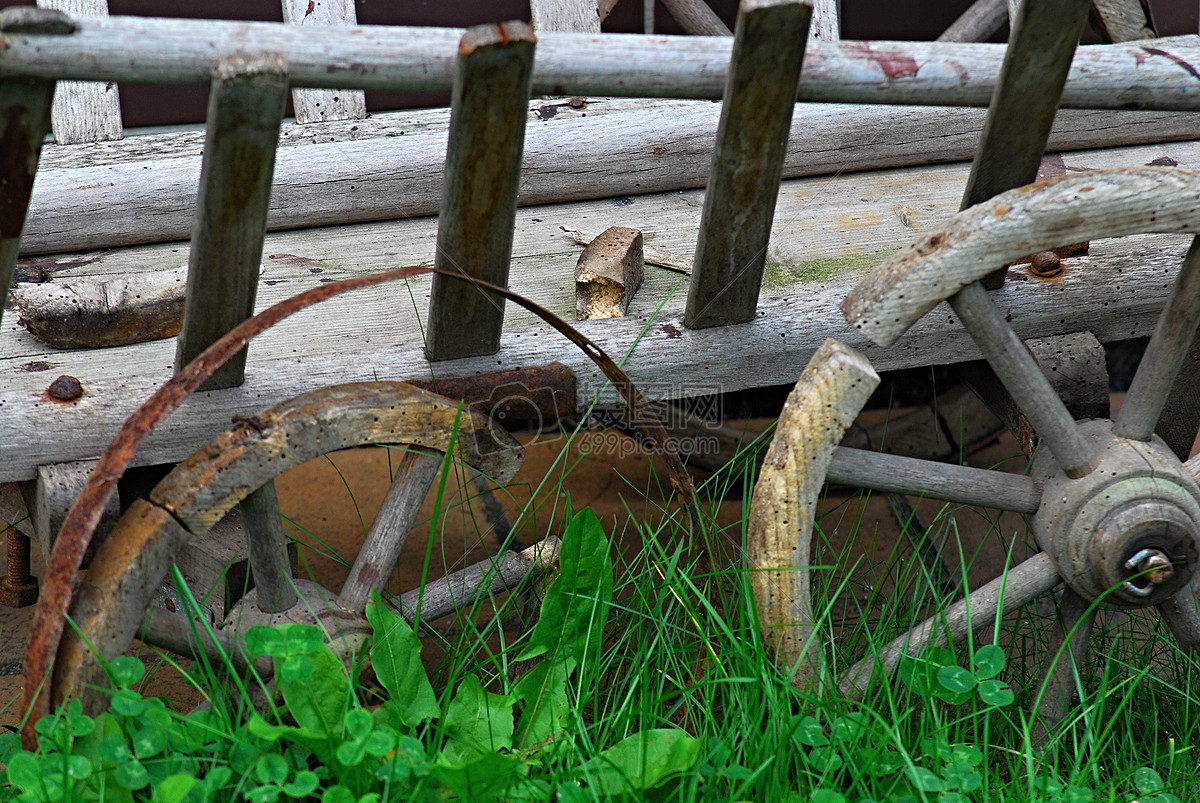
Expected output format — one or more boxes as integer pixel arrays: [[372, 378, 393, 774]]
[[751, 168, 1200, 733], [52, 381, 551, 713]]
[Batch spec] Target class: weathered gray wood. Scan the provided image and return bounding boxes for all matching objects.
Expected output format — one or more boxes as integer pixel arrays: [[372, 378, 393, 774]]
[[19, 460, 118, 562], [390, 537, 561, 623], [840, 552, 1061, 696], [239, 480, 298, 614], [280, 0, 367, 124], [809, 0, 838, 40], [575, 226, 645, 319], [960, 0, 1091, 214], [139, 605, 272, 677], [842, 168, 1200, 348], [336, 451, 441, 611], [948, 282, 1098, 478], [749, 339, 880, 689], [174, 54, 287, 390], [659, 0, 731, 35], [1030, 587, 1095, 742], [22, 100, 1196, 257], [1, 140, 1197, 484], [425, 23, 536, 361], [1156, 335, 1200, 461], [644, 0, 655, 33], [684, 0, 811, 329], [826, 446, 1042, 512], [937, 0, 1007, 42], [566, 227, 692, 273], [1091, 0, 1155, 41], [530, 0, 602, 32], [1114, 237, 1200, 444], [35, 0, 121, 144], [0, 74, 54, 321], [4, 14, 1200, 109]]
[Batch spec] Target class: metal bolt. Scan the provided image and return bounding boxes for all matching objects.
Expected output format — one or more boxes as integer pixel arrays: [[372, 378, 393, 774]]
[[47, 374, 83, 401], [1028, 251, 1063, 279], [1122, 548, 1175, 597], [0, 530, 38, 607]]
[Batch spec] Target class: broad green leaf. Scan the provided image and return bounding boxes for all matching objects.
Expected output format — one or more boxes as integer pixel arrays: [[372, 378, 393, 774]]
[[811, 790, 847, 803], [5, 752, 41, 789], [1134, 767, 1166, 794], [1062, 784, 1094, 802], [282, 770, 320, 798], [109, 656, 145, 689], [832, 712, 869, 742], [440, 674, 515, 765], [365, 595, 439, 727], [907, 766, 942, 792], [245, 626, 287, 659], [153, 774, 196, 803], [792, 714, 829, 747], [972, 644, 1006, 679], [977, 679, 1014, 707], [432, 751, 523, 802], [807, 745, 844, 774], [257, 754, 290, 785], [947, 744, 983, 767], [936, 665, 977, 695], [278, 641, 350, 739], [114, 759, 151, 790], [942, 762, 981, 792], [321, 785, 355, 803], [582, 728, 701, 795], [515, 510, 612, 748]]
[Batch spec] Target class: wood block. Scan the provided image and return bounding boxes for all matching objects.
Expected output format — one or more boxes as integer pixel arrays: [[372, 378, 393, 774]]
[[575, 226, 645, 320], [19, 460, 119, 565]]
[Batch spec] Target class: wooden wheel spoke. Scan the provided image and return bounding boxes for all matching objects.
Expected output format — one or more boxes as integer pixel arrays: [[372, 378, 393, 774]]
[[1030, 587, 1096, 743], [948, 281, 1097, 478], [1114, 236, 1200, 444], [839, 551, 1061, 697], [336, 450, 442, 611], [240, 480, 298, 614], [827, 446, 1041, 513]]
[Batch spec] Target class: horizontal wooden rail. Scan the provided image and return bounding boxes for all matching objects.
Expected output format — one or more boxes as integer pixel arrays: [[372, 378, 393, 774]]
[[1, 13, 1199, 109]]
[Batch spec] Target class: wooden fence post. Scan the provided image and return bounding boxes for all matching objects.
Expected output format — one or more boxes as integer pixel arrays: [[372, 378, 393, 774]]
[[174, 53, 288, 389], [683, 0, 812, 330], [425, 22, 536, 361], [35, 0, 122, 143], [280, 0, 366, 123]]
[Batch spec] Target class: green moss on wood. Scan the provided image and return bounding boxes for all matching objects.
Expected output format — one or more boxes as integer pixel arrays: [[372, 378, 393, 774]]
[[762, 250, 896, 289]]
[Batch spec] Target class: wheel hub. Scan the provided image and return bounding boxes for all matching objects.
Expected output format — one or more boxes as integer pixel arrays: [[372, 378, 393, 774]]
[[1032, 419, 1200, 607]]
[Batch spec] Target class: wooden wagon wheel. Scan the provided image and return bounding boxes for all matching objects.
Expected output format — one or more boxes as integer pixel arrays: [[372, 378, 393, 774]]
[[750, 167, 1200, 733], [50, 381, 550, 713]]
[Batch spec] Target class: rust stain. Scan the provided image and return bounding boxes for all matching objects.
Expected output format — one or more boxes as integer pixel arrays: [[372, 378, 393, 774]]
[[915, 233, 944, 256], [993, 205, 1012, 217], [267, 253, 333, 271], [1079, 186, 1096, 193], [1037, 153, 1068, 181], [15, 254, 103, 277], [567, 97, 587, 110], [837, 212, 883, 229], [1147, 156, 1179, 167], [46, 375, 83, 402], [661, 323, 682, 339], [858, 43, 919, 81], [1026, 251, 1063, 280], [24, 361, 50, 372]]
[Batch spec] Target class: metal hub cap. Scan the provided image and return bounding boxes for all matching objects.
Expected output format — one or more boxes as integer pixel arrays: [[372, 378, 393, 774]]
[[1032, 420, 1200, 608]]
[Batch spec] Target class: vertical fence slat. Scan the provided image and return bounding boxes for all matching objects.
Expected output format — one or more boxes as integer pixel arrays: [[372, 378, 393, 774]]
[[425, 22, 536, 362], [809, 0, 838, 40], [279, 0, 366, 123], [0, 77, 54, 321], [174, 53, 288, 390], [682, 0, 812, 330], [35, 0, 121, 143], [1091, 0, 1156, 41]]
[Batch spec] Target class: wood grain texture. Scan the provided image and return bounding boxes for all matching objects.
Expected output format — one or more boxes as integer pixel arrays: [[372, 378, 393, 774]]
[[281, 0, 367, 123], [1091, 0, 1156, 41], [35, 0, 121, 144], [426, 23, 536, 361], [2, 16, 1199, 109], [809, 0, 838, 40], [530, 0, 602, 32], [659, 0, 731, 35], [1, 140, 1197, 483], [684, 0, 810, 328], [748, 339, 879, 689], [575, 226, 645, 319], [239, 480, 298, 613], [21, 99, 1197, 257], [842, 167, 1200, 347], [174, 54, 288, 390]]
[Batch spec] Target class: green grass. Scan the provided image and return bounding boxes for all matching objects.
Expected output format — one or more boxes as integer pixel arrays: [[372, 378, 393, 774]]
[[4, 417, 1200, 802]]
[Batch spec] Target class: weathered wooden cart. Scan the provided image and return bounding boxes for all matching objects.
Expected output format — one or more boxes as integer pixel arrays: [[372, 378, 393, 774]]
[[3, 0, 1200, 744]]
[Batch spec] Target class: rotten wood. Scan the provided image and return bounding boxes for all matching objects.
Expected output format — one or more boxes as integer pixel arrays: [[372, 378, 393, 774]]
[[564, 226, 693, 274], [841, 168, 1200, 348], [4, 14, 1200, 109], [12, 265, 186, 348], [18, 460, 119, 564], [748, 338, 880, 690], [575, 226, 645, 320], [280, 0, 367, 123], [684, 0, 811, 329], [35, 0, 121, 144], [425, 23, 536, 361], [530, 0, 602, 32], [174, 54, 288, 390]]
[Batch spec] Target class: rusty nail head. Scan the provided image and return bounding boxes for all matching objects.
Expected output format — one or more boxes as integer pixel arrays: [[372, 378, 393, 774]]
[[1028, 251, 1063, 279], [1125, 547, 1174, 585], [568, 97, 587, 109], [47, 375, 83, 401]]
